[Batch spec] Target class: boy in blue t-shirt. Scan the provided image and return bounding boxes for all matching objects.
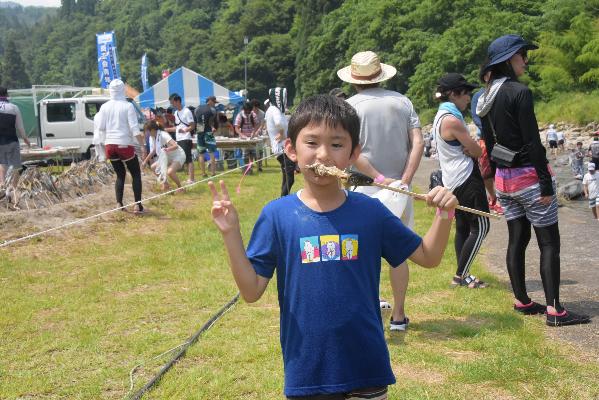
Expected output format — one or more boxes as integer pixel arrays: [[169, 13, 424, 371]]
[[210, 95, 458, 399]]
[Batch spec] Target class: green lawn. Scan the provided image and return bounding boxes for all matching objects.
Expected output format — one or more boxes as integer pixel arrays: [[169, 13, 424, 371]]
[[1, 164, 597, 399]]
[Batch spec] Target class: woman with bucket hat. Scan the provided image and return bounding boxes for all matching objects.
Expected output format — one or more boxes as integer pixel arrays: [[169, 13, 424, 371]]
[[432, 73, 490, 289], [476, 34, 590, 326]]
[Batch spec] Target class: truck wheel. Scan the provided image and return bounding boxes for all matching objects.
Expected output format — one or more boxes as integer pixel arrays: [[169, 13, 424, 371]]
[[83, 147, 92, 160]]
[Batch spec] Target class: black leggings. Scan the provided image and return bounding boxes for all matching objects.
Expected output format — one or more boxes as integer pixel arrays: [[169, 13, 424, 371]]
[[277, 153, 296, 197], [452, 167, 490, 277], [111, 157, 143, 210], [506, 217, 562, 311]]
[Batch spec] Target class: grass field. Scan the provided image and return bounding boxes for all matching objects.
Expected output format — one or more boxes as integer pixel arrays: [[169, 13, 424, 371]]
[[1, 164, 598, 399]]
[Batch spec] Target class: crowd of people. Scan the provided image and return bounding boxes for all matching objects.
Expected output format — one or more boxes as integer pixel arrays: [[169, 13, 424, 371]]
[[211, 34, 591, 400], [88, 83, 299, 208], [1, 32, 594, 400]]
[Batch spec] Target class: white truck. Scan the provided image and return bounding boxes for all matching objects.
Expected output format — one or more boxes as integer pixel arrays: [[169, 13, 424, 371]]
[[9, 86, 146, 160], [39, 96, 145, 158]]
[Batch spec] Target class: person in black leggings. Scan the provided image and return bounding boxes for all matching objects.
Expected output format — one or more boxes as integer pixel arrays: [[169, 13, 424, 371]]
[[477, 35, 590, 326], [111, 157, 143, 212], [432, 73, 490, 288], [96, 79, 147, 214]]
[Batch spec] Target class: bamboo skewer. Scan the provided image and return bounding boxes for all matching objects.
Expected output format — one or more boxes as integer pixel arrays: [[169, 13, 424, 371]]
[[306, 163, 500, 220]]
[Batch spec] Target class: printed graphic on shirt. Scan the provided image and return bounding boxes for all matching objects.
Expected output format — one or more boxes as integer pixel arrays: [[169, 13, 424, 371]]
[[341, 235, 359, 260], [320, 235, 340, 262], [300, 236, 321, 263]]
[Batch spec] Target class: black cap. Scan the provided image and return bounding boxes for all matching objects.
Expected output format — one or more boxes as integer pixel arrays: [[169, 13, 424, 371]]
[[206, 95, 218, 103], [437, 73, 478, 91]]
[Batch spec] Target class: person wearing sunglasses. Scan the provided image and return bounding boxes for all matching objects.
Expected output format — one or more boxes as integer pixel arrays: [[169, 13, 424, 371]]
[[476, 34, 590, 326]]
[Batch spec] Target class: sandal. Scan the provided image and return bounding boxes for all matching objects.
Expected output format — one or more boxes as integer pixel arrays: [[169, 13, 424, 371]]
[[514, 301, 546, 315], [451, 275, 487, 289]]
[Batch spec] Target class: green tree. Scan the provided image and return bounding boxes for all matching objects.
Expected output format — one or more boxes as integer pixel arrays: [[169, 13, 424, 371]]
[[61, 0, 75, 17], [1, 37, 31, 89]]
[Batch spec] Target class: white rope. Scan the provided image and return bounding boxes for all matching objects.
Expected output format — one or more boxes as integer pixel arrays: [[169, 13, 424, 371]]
[[0, 152, 280, 249]]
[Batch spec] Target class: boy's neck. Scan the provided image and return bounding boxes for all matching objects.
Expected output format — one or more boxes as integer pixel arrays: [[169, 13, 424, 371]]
[[300, 182, 346, 212]]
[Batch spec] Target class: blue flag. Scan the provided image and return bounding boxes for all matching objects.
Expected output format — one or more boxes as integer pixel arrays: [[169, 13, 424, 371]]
[[96, 31, 121, 88], [141, 53, 149, 92]]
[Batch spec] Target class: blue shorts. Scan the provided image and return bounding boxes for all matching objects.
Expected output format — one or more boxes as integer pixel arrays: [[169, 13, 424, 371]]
[[497, 182, 558, 227]]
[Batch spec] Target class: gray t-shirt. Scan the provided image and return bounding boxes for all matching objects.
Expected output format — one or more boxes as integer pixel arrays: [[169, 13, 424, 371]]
[[347, 88, 420, 179]]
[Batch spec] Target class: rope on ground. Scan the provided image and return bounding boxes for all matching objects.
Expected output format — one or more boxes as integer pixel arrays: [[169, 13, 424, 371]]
[[125, 292, 240, 400], [0, 152, 280, 249]]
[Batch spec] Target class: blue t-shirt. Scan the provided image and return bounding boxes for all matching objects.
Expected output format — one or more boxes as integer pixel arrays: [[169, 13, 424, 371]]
[[246, 191, 422, 396]]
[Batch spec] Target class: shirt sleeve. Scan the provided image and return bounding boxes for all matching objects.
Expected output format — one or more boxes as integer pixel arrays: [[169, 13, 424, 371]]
[[272, 108, 284, 130], [516, 88, 553, 196], [406, 99, 421, 130], [128, 104, 141, 137], [184, 108, 194, 125], [246, 207, 278, 279], [93, 112, 104, 144], [13, 106, 26, 138], [160, 131, 172, 147], [234, 113, 242, 127], [379, 202, 422, 267]]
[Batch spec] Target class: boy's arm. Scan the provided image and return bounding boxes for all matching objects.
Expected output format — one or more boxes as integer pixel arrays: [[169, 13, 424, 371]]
[[221, 230, 270, 302], [210, 180, 270, 302], [408, 186, 458, 268]]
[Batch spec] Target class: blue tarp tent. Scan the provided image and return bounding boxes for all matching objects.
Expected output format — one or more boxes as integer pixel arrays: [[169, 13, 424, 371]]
[[136, 66, 243, 109]]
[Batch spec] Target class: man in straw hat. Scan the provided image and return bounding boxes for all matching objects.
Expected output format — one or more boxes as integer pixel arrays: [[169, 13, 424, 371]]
[[338, 51, 424, 332]]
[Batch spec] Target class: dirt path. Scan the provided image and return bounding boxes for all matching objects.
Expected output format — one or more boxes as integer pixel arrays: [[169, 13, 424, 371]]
[[413, 157, 599, 361], [0, 172, 158, 244]]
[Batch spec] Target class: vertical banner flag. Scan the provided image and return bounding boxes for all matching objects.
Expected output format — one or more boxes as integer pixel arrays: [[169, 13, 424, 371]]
[[141, 53, 149, 92], [96, 31, 121, 88]]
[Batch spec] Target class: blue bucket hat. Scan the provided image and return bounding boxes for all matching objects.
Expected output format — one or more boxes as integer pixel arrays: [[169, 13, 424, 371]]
[[485, 34, 538, 69]]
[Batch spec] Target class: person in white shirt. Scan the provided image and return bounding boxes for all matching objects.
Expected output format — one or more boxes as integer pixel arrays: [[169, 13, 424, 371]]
[[582, 162, 599, 220], [141, 121, 185, 192], [96, 79, 146, 213], [265, 87, 296, 196], [546, 124, 558, 157], [165, 93, 195, 183], [251, 98, 266, 172]]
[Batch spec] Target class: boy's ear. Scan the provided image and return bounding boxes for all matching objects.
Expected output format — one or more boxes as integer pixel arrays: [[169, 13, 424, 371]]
[[284, 138, 297, 162], [349, 143, 362, 164]]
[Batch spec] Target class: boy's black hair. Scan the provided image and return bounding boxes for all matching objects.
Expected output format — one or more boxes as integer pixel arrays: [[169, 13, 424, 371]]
[[169, 93, 182, 103], [287, 95, 360, 152], [0, 86, 7, 97]]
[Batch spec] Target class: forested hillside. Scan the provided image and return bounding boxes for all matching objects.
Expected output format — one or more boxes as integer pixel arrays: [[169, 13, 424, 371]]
[[1, 0, 598, 123]]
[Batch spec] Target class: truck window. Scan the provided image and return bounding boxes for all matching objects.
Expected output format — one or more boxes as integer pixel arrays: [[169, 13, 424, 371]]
[[85, 102, 105, 120], [47, 103, 76, 122]]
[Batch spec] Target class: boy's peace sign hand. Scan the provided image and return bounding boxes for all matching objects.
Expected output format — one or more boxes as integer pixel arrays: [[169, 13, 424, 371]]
[[209, 180, 240, 234]]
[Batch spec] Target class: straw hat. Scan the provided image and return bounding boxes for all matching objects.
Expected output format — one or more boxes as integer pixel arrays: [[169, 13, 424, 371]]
[[337, 51, 397, 85]]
